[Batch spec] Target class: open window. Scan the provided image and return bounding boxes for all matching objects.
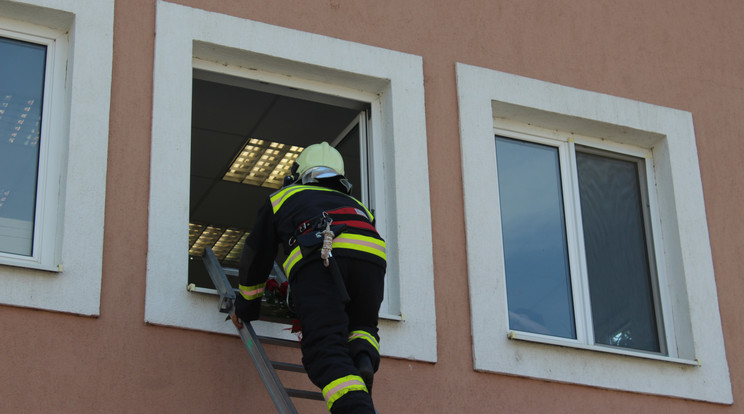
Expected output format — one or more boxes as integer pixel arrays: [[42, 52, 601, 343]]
[[147, 2, 435, 362], [187, 71, 372, 321]]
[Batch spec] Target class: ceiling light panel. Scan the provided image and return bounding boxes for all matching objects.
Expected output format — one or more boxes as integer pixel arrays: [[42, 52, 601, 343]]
[[188, 222, 247, 262], [223, 138, 303, 189]]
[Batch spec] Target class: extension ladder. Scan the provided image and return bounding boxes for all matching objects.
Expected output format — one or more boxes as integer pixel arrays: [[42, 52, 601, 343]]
[[202, 247, 323, 414]]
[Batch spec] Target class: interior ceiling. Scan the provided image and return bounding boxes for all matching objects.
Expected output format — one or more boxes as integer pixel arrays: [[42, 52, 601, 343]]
[[190, 76, 360, 231]]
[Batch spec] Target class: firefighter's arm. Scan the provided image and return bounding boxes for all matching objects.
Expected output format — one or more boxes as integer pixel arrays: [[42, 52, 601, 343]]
[[233, 244, 263, 325], [232, 202, 278, 327]]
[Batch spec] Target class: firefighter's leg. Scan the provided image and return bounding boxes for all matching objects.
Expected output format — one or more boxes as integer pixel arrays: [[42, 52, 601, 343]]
[[291, 260, 376, 414], [338, 258, 386, 393]]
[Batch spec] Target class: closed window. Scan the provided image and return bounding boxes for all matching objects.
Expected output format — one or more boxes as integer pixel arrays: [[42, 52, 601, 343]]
[[0, 0, 114, 317], [457, 62, 731, 403], [0, 34, 48, 260], [496, 134, 664, 354]]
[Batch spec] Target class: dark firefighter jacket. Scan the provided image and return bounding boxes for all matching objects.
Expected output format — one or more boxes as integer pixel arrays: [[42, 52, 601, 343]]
[[234, 183, 386, 321]]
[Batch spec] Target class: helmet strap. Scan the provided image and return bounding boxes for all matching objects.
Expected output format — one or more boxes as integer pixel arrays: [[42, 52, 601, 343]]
[[282, 162, 301, 187]]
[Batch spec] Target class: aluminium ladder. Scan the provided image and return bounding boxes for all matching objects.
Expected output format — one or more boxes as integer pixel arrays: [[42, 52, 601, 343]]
[[202, 247, 323, 414]]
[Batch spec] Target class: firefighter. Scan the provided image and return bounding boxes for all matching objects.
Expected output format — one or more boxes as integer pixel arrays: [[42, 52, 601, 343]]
[[231, 142, 386, 414]]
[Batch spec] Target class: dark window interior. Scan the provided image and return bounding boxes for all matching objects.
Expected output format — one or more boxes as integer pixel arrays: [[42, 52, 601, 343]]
[[188, 71, 365, 290]]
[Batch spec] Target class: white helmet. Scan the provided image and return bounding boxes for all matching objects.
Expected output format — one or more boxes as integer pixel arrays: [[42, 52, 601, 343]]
[[286, 142, 351, 192], [295, 142, 345, 177]]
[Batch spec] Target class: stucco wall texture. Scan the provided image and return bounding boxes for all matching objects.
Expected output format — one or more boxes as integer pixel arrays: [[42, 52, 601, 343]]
[[1, 0, 743, 413]]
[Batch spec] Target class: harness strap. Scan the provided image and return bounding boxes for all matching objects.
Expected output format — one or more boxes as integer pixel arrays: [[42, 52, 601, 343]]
[[282, 233, 386, 277], [290, 207, 375, 248]]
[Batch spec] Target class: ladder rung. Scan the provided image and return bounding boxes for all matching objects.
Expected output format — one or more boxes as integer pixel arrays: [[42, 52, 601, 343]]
[[286, 388, 325, 401], [259, 335, 301, 349], [271, 361, 306, 373]]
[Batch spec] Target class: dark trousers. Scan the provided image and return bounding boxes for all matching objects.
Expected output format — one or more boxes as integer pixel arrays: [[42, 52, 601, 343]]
[[291, 257, 385, 414]]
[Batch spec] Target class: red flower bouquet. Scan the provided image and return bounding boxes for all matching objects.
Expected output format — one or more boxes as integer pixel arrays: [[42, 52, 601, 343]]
[[261, 278, 301, 334]]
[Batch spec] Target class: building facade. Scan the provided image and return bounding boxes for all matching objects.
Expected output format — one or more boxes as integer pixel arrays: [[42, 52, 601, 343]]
[[1, 0, 742, 412]]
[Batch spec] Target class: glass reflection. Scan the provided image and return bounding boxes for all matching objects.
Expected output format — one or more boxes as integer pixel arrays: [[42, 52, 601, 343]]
[[576, 150, 661, 353], [495, 137, 576, 339], [0, 37, 46, 256]]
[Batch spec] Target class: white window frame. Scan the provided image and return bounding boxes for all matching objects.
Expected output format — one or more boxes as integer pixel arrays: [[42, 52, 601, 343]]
[[0, 0, 114, 315], [494, 124, 677, 357], [146, 1, 436, 362], [457, 62, 732, 403], [0, 26, 60, 269]]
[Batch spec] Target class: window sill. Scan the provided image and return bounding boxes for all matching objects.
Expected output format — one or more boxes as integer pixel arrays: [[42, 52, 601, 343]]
[[186, 284, 403, 322], [507, 330, 700, 367], [0, 255, 62, 272]]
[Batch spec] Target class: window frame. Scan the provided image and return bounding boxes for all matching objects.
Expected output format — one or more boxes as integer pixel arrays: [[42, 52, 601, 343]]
[[572, 141, 668, 354], [331, 111, 370, 206], [0, 0, 114, 316], [493, 124, 677, 358], [0, 23, 61, 269], [457, 62, 732, 403], [146, 1, 436, 363]]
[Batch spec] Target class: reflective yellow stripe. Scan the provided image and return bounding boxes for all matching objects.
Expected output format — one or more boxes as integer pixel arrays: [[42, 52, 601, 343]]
[[282, 246, 303, 276], [237, 283, 265, 300], [332, 234, 386, 261], [282, 234, 386, 276], [322, 375, 367, 410], [348, 330, 380, 354], [270, 186, 315, 213], [269, 185, 373, 221]]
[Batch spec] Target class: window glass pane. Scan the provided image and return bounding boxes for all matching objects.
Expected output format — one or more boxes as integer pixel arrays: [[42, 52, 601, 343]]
[[576, 151, 661, 353], [495, 136, 576, 339], [0, 36, 46, 256]]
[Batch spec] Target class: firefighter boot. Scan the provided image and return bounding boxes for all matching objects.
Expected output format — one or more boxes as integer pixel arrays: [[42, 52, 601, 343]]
[[354, 352, 374, 394]]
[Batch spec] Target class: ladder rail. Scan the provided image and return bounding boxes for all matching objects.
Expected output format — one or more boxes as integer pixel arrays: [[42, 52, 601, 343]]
[[202, 246, 323, 414], [238, 323, 301, 414]]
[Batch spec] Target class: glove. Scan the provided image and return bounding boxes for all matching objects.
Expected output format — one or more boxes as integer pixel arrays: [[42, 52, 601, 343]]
[[234, 294, 261, 322]]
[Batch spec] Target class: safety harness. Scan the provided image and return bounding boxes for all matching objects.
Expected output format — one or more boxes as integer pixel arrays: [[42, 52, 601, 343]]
[[271, 186, 386, 298], [288, 206, 374, 250]]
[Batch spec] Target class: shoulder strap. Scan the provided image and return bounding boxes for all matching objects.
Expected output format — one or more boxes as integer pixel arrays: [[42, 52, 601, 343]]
[[270, 185, 374, 222]]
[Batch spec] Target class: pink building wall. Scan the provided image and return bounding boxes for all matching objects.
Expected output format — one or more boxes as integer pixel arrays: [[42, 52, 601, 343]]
[[1, 0, 742, 412]]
